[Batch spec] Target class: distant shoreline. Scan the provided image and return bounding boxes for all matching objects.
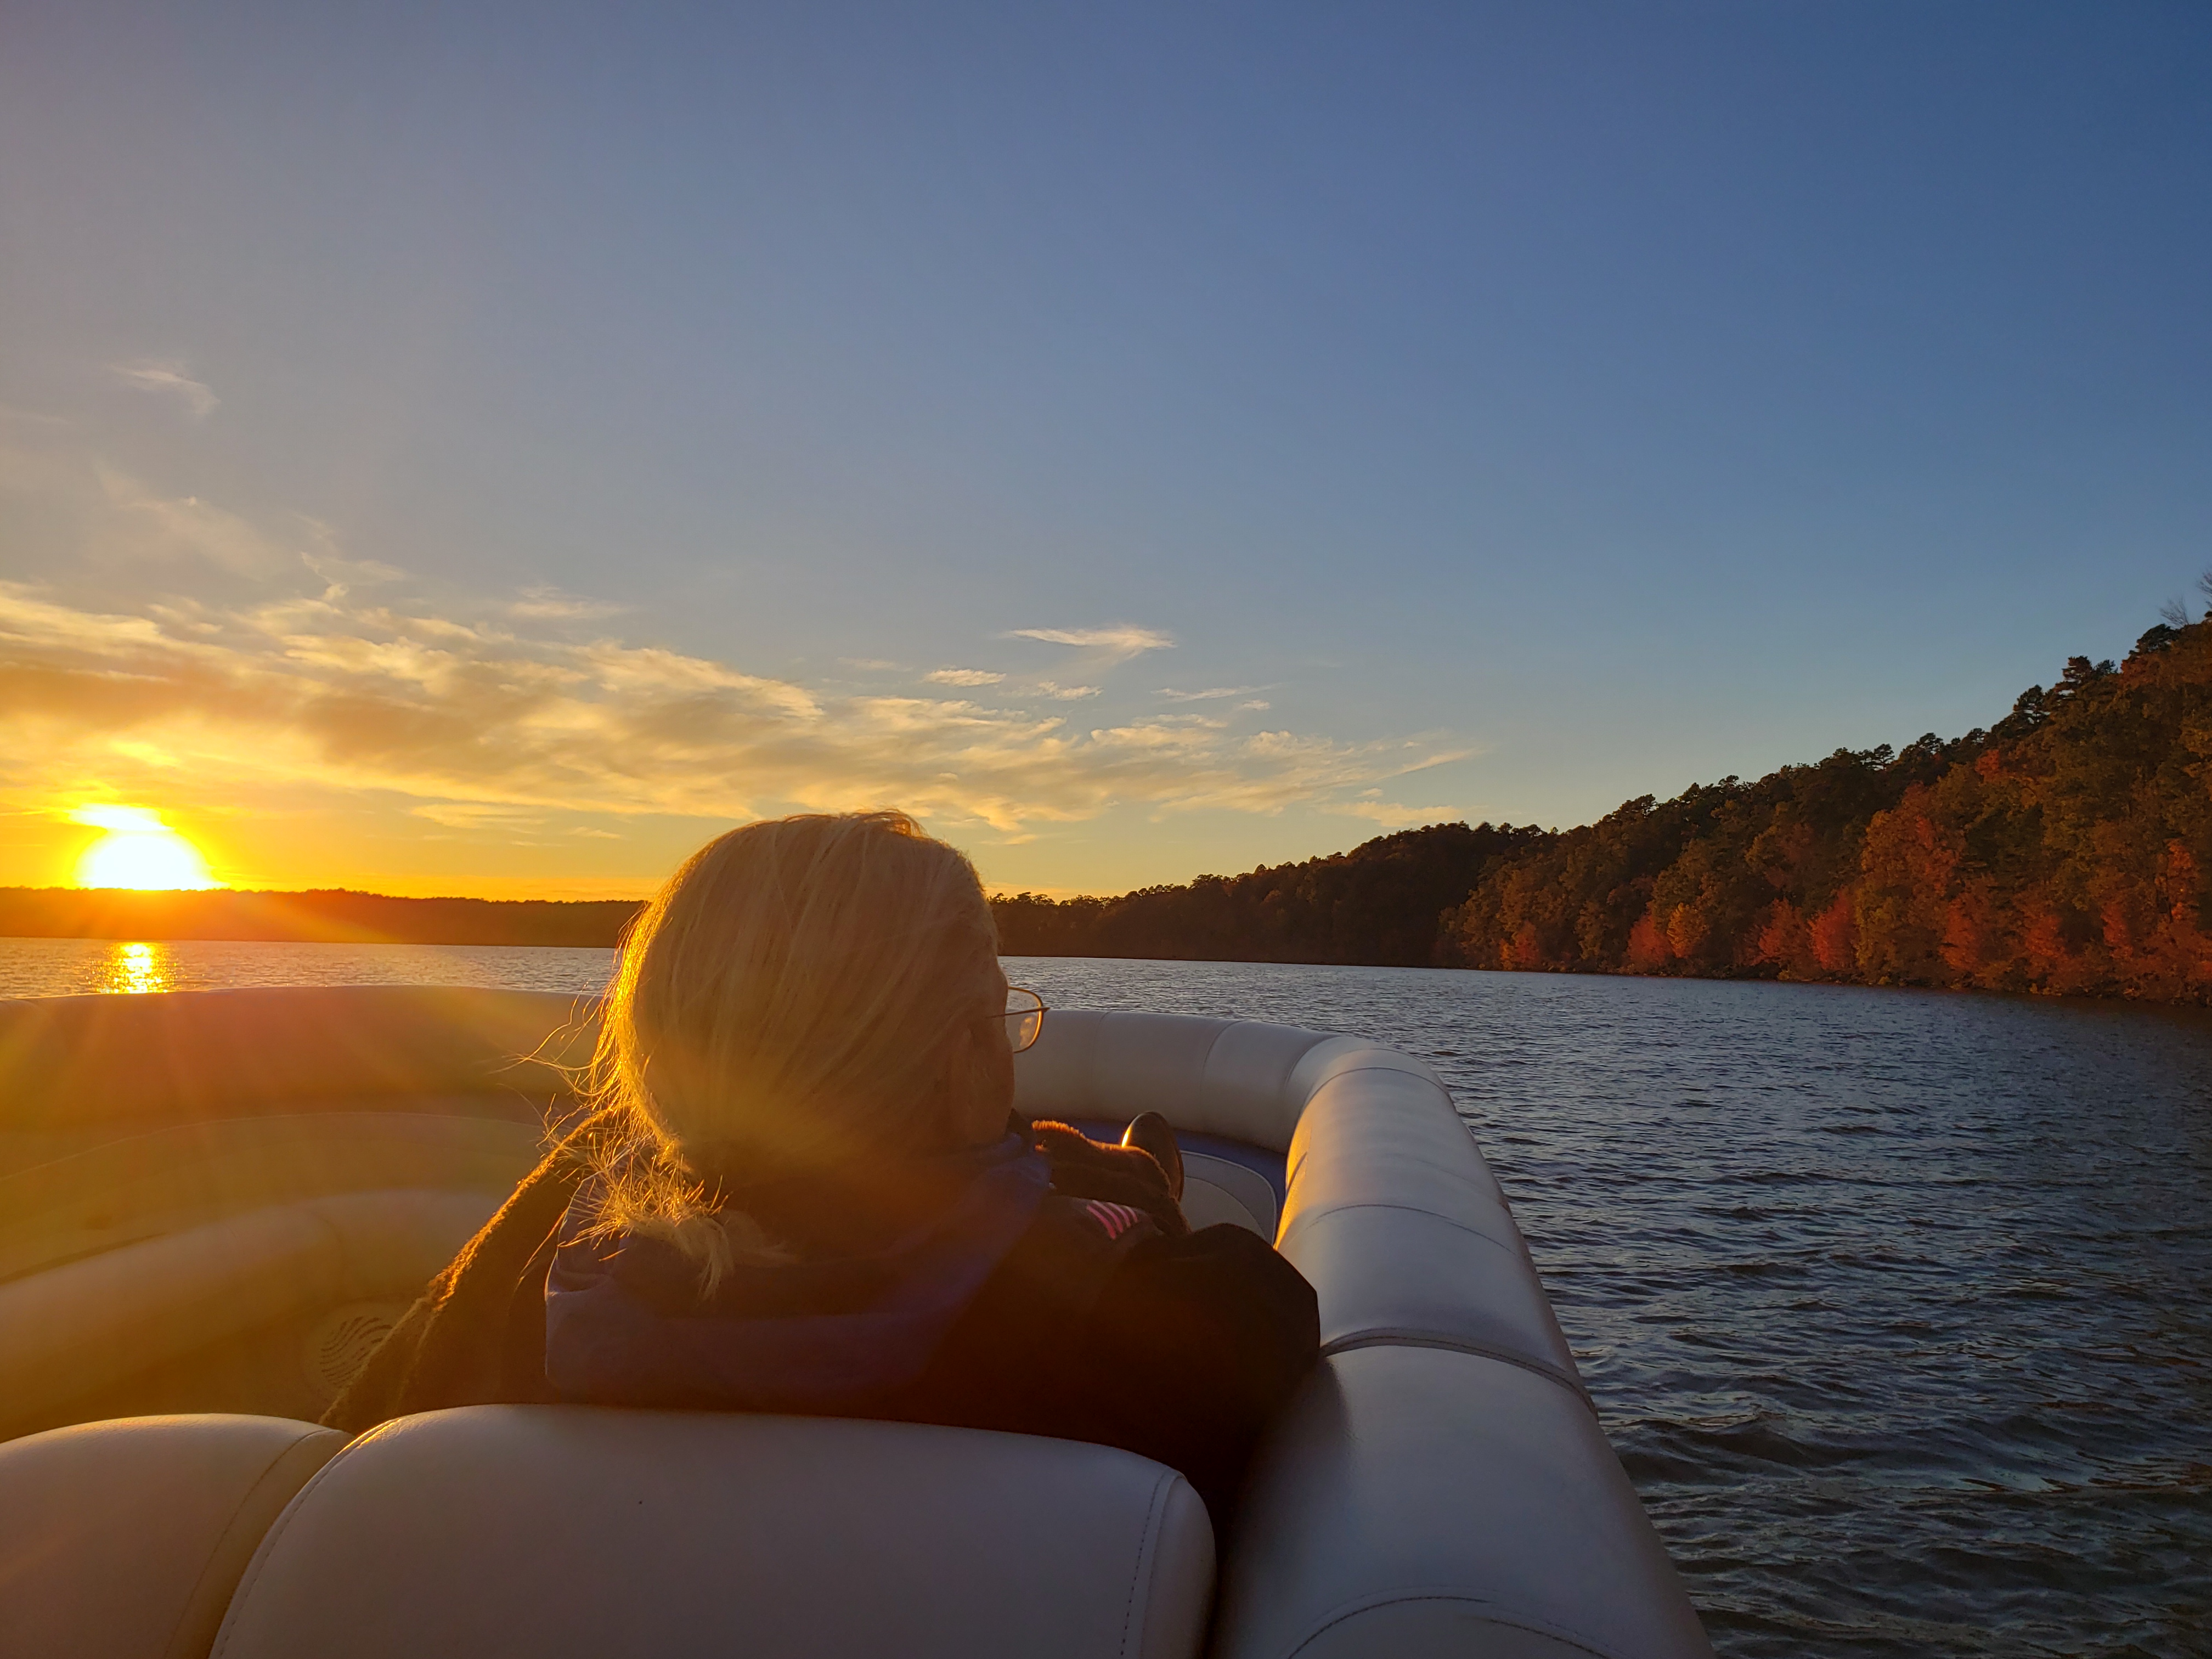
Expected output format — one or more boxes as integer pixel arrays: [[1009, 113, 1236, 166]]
[[0, 888, 647, 948]]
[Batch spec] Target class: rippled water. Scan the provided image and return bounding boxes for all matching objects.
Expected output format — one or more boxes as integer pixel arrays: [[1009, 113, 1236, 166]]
[[0, 936, 617, 998], [5, 940, 2207, 1654]]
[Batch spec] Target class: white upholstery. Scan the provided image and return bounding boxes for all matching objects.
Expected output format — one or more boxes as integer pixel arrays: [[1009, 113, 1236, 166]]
[[1015, 1011, 1345, 1150], [0, 1112, 540, 1283], [0, 1413, 343, 1659], [1013, 1011, 1445, 1156], [1178, 1152, 1278, 1236], [0, 986, 592, 1130], [212, 1404, 1214, 1659], [0, 1189, 495, 1436], [1213, 1348, 1711, 1659], [1277, 1070, 1584, 1395]]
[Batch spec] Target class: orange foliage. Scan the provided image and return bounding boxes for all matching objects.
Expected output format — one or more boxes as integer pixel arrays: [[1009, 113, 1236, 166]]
[[1809, 890, 1857, 973], [1625, 912, 1672, 970], [1435, 618, 2212, 1003], [1752, 900, 1812, 973]]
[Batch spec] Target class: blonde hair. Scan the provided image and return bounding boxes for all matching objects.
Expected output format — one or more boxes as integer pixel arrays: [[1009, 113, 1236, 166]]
[[583, 810, 1001, 1292]]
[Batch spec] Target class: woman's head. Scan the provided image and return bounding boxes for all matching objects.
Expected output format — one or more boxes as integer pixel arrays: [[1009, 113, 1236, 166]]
[[596, 810, 1009, 1182]]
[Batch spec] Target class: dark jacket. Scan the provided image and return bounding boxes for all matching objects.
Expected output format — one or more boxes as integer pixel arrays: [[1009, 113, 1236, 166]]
[[324, 1111, 1318, 1530]]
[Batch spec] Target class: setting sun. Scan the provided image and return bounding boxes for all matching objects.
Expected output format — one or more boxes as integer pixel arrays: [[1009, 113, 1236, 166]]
[[69, 805, 222, 891]]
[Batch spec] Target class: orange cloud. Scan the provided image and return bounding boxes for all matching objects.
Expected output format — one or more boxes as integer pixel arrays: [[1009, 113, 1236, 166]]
[[0, 456, 1469, 849], [1, 575, 1460, 835]]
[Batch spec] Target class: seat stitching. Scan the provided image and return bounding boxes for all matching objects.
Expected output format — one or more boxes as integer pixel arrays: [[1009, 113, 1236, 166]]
[[1296, 1059, 1450, 1101], [157, 1438, 294, 1659], [1120, 1469, 1175, 1659], [160, 1432, 341, 1659], [1285, 1593, 1630, 1659], [1277, 1200, 1518, 1252], [1285, 1059, 1454, 1159], [1317, 1332, 1596, 1412], [207, 1426, 390, 1659]]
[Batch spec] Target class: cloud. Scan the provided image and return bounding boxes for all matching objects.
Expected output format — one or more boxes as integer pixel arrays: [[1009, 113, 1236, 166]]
[[510, 585, 629, 620], [95, 467, 304, 575], [0, 470, 1466, 840], [304, 551, 407, 599], [925, 668, 1006, 686], [68, 803, 168, 832], [410, 803, 546, 830], [1156, 685, 1266, 703], [110, 360, 219, 420], [0, 575, 1464, 836], [1329, 794, 1464, 828], [1007, 624, 1174, 667], [1238, 700, 1271, 712]]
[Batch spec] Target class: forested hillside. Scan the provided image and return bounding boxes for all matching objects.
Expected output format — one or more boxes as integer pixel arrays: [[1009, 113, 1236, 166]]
[[1444, 618, 2212, 1000]]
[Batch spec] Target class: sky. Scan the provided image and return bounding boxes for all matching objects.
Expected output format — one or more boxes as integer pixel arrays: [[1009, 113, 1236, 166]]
[[2, 2, 2208, 899]]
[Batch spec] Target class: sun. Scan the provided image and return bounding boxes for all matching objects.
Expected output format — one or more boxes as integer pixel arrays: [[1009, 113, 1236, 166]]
[[70, 805, 223, 891]]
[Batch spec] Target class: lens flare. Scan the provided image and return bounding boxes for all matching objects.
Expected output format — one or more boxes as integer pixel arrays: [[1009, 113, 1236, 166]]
[[69, 804, 222, 890]]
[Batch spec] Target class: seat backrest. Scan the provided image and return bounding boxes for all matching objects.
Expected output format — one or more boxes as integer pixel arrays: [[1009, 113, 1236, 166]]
[[0, 1413, 344, 1659], [213, 1404, 1215, 1659], [0, 986, 594, 1131]]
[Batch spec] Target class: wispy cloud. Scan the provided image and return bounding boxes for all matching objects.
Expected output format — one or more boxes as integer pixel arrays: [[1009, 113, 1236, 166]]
[[97, 466, 305, 574], [1156, 685, 1266, 703], [1, 580, 1460, 835], [410, 803, 546, 830], [510, 585, 628, 620], [1007, 624, 1174, 667], [925, 667, 1005, 686], [1330, 790, 1464, 828], [110, 359, 219, 420], [304, 551, 407, 598], [0, 470, 1466, 839]]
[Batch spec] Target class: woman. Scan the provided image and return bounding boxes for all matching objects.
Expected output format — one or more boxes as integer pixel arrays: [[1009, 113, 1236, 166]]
[[326, 811, 1317, 1531]]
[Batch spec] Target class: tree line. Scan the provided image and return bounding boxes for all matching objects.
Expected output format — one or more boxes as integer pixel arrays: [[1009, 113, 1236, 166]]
[[0, 887, 644, 947]]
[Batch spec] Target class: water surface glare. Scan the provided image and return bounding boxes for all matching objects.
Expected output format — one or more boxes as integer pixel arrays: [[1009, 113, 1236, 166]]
[[5, 940, 2207, 1655]]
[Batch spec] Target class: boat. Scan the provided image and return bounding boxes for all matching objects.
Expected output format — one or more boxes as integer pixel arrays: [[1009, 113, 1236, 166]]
[[0, 984, 1711, 1658]]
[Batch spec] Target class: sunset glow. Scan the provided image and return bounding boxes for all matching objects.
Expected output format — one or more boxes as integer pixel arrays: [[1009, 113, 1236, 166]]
[[70, 806, 221, 891]]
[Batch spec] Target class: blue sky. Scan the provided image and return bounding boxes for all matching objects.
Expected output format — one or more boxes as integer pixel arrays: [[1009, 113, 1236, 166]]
[[2, 2, 2208, 896]]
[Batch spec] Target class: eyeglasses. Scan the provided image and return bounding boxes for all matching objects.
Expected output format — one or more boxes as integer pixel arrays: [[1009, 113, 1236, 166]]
[[994, 986, 1048, 1053]]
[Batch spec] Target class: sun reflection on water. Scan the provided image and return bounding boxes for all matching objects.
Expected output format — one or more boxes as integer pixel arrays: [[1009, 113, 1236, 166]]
[[101, 941, 173, 995]]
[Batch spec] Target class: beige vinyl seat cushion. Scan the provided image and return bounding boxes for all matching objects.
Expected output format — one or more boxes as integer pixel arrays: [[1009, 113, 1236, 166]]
[[212, 1404, 1215, 1659], [0, 1413, 345, 1659]]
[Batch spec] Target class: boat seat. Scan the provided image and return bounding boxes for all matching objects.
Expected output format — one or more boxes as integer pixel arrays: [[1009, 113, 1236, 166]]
[[212, 1404, 1216, 1659], [0, 1189, 499, 1440], [0, 1413, 346, 1659]]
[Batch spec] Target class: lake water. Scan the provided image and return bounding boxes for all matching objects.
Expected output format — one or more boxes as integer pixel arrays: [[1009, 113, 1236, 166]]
[[5, 938, 2208, 1657]]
